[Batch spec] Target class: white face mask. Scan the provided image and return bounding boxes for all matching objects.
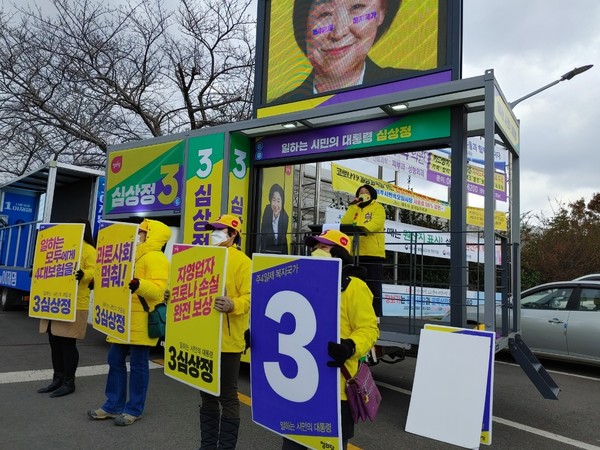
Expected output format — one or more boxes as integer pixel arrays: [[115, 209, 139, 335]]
[[311, 248, 331, 258], [210, 229, 229, 246]]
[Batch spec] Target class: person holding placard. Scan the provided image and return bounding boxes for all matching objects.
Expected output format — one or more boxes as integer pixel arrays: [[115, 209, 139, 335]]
[[282, 229, 379, 450], [37, 218, 96, 398], [88, 218, 171, 426], [200, 214, 251, 449]]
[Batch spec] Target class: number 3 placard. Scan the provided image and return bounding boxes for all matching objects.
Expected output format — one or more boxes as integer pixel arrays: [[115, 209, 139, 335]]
[[251, 254, 343, 450]]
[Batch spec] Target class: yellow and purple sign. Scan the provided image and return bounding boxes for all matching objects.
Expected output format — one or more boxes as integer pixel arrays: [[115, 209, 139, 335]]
[[332, 162, 451, 219], [251, 254, 342, 449], [256, 0, 460, 117], [183, 134, 225, 245], [332, 163, 508, 230], [165, 244, 227, 394], [105, 140, 184, 215], [92, 221, 137, 342], [29, 223, 84, 321]]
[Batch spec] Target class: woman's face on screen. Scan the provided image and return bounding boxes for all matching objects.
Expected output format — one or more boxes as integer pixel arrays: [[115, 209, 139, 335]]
[[306, 0, 386, 83]]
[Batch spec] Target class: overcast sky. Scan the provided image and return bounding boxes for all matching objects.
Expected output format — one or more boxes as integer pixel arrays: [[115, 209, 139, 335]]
[[463, 0, 600, 218], [4, 0, 598, 219]]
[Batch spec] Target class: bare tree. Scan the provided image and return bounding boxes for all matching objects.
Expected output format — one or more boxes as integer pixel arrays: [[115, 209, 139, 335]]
[[0, 0, 255, 178]]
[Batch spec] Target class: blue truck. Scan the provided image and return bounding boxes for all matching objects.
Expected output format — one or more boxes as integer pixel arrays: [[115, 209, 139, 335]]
[[0, 161, 104, 310]]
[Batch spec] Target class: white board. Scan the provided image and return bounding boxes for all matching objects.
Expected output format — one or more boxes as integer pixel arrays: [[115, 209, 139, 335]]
[[405, 328, 491, 449]]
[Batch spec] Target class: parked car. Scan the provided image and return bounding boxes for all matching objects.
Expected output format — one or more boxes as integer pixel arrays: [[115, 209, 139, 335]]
[[518, 280, 600, 366], [573, 274, 600, 281]]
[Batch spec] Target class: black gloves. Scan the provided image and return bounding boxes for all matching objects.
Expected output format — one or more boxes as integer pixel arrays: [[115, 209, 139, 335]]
[[76, 269, 84, 281], [129, 278, 140, 293], [327, 338, 356, 367]]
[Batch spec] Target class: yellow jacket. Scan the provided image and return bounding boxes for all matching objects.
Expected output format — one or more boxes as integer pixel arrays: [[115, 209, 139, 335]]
[[107, 219, 171, 346], [76, 242, 96, 310], [222, 246, 252, 353], [341, 201, 386, 258], [339, 276, 379, 400]]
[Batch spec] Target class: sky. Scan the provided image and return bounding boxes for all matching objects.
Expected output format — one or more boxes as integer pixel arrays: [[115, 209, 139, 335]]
[[4, 0, 599, 219], [462, 1, 600, 218]]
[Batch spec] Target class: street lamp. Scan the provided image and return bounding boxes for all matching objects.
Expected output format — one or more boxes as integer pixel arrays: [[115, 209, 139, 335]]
[[509, 64, 593, 108]]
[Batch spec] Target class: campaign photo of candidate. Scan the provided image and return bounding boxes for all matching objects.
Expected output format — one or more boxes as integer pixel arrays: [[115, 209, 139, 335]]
[[271, 0, 432, 103]]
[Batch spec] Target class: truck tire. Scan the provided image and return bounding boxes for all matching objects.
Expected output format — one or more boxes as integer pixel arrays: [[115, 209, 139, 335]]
[[1, 287, 11, 311]]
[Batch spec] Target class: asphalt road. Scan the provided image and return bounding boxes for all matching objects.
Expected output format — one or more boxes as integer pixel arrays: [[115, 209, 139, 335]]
[[2, 308, 600, 450]]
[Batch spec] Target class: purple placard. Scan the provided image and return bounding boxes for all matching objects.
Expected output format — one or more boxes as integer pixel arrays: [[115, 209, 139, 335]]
[[107, 165, 184, 215], [251, 255, 341, 445]]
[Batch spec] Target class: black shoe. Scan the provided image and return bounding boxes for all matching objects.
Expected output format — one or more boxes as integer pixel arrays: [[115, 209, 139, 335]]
[[49, 378, 75, 397], [37, 374, 64, 393]]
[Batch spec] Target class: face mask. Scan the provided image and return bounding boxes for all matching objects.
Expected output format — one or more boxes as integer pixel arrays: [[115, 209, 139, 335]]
[[311, 248, 331, 258], [210, 229, 229, 246], [359, 193, 371, 203]]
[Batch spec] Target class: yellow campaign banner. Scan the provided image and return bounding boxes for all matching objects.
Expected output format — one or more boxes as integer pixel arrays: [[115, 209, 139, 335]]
[[29, 223, 84, 321], [466, 207, 508, 232], [92, 221, 137, 342], [183, 134, 225, 245], [331, 163, 451, 219], [165, 244, 227, 394], [332, 163, 508, 231]]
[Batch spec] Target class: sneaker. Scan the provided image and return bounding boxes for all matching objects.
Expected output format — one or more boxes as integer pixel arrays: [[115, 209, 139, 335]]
[[114, 413, 140, 426], [87, 408, 119, 420]]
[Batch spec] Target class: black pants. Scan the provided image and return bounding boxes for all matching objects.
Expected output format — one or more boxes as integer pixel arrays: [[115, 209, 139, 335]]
[[281, 401, 354, 450], [200, 352, 241, 419], [359, 256, 385, 317], [48, 323, 79, 377]]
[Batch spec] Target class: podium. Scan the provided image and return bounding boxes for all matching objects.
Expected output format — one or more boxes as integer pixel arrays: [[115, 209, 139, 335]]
[[307, 224, 368, 263]]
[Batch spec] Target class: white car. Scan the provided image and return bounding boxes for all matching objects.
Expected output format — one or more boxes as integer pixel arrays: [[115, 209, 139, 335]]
[[518, 280, 600, 366], [573, 274, 600, 281]]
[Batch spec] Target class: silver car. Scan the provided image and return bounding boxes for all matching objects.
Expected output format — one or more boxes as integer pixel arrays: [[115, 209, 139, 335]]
[[519, 281, 600, 366]]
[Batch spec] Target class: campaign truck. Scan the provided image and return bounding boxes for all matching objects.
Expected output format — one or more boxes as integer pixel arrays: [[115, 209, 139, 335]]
[[0, 161, 104, 310]]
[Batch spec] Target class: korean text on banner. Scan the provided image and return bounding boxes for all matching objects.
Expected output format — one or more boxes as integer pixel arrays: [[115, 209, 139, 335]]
[[29, 223, 84, 322], [165, 244, 226, 395], [92, 221, 137, 342], [251, 254, 342, 450], [183, 134, 225, 245], [105, 141, 184, 215]]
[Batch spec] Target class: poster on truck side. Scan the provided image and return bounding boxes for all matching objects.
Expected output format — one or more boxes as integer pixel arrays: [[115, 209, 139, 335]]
[[104, 140, 184, 216], [165, 244, 226, 395], [92, 220, 137, 342], [251, 254, 342, 450], [29, 223, 84, 322]]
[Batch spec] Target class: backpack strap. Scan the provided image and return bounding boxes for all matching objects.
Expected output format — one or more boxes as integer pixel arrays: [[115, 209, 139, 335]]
[[137, 295, 150, 312]]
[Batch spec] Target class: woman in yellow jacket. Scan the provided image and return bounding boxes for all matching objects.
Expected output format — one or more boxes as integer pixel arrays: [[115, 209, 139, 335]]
[[88, 219, 171, 426], [283, 229, 379, 450], [341, 184, 386, 317], [38, 218, 96, 397], [201, 214, 251, 449]]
